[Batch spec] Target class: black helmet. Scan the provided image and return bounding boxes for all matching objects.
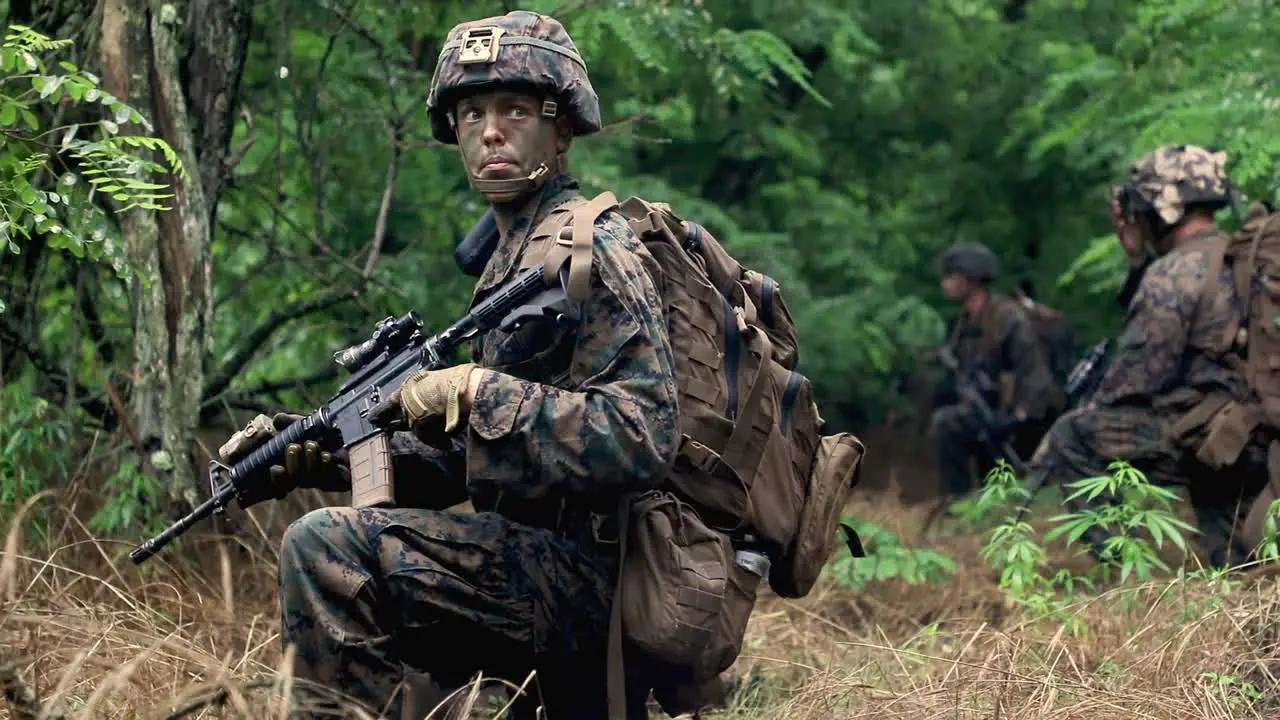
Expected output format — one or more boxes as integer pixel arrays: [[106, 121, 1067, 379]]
[[939, 242, 999, 284]]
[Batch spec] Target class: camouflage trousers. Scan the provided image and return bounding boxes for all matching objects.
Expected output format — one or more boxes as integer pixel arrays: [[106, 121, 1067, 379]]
[[1030, 404, 1268, 568], [277, 506, 650, 719]]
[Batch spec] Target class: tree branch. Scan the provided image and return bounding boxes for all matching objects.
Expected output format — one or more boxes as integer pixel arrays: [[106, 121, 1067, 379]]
[[360, 123, 401, 278], [202, 290, 358, 401], [0, 311, 114, 424], [200, 365, 342, 422]]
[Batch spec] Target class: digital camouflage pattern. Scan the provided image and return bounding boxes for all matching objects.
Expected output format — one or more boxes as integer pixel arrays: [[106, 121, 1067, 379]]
[[1091, 228, 1251, 406], [1031, 227, 1267, 565], [426, 11, 603, 145], [278, 506, 627, 717], [463, 173, 680, 513], [932, 294, 1058, 494], [278, 172, 680, 719], [1125, 144, 1231, 225]]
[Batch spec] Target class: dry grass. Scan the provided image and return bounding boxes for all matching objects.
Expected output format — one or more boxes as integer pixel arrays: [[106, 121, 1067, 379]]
[[3, 479, 1280, 720]]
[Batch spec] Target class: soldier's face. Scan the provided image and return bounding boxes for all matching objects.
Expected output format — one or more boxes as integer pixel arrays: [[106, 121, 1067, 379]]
[[454, 90, 569, 192], [941, 273, 971, 301]]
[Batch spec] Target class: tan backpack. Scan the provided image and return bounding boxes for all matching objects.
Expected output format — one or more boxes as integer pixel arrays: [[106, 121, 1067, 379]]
[[1198, 205, 1280, 551], [518, 192, 867, 715]]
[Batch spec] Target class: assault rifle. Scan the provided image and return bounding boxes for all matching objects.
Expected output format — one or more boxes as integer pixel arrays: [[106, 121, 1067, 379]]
[[921, 346, 1029, 537], [935, 345, 1025, 471], [129, 263, 577, 564], [1064, 339, 1110, 409]]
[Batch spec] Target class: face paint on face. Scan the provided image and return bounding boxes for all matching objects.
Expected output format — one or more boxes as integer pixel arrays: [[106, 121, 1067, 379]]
[[454, 90, 568, 204]]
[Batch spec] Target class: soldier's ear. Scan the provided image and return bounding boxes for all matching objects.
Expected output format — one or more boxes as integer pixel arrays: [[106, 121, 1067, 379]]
[[551, 113, 571, 150]]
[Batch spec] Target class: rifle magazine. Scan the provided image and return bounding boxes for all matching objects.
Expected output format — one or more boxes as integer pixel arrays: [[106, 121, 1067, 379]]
[[349, 434, 395, 508]]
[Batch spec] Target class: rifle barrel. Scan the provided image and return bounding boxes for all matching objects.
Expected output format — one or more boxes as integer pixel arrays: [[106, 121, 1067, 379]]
[[129, 486, 235, 564]]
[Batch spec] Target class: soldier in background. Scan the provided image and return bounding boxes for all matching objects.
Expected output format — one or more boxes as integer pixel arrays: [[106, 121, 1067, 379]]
[[929, 242, 1061, 499], [1029, 145, 1270, 568]]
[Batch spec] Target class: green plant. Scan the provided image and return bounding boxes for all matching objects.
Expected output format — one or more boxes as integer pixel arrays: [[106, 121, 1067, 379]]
[[1199, 671, 1263, 713], [89, 460, 167, 538], [1045, 460, 1197, 583], [973, 461, 1090, 633], [1253, 498, 1280, 562], [0, 382, 73, 536], [826, 518, 957, 589], [0, 24, 183, 310]]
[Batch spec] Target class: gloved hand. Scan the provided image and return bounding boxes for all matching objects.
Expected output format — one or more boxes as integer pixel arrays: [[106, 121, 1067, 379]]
[[368, 363, 478, 441], [217, 412, 350, 507]]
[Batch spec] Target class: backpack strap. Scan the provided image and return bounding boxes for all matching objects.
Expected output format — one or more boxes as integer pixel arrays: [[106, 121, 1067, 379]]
[[1191, 232, 1232, 353], [522, 197, 589, 273], [540, 191, 619, 301], [718, 316, 775, 496], [606, 492, 633, 720]]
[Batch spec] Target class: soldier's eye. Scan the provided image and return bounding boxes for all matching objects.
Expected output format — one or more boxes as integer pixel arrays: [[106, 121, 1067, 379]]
[[461, 108, 482, 123], [508, 105, 529, 119]]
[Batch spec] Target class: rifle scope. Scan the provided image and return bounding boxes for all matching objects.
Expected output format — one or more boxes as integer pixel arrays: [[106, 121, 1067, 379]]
[[332, 312, 423, 371]]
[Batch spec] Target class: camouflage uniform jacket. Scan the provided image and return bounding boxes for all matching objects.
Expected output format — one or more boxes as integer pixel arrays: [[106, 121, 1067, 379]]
[[946, 293, 1056, 419], [1093, 227, 1251, 408], [454, 173, 680, 529]]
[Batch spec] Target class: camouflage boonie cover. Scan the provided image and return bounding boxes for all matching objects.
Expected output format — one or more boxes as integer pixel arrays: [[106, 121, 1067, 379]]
[[1127, 144, 1230, 224], [426, 11, 602, 144]]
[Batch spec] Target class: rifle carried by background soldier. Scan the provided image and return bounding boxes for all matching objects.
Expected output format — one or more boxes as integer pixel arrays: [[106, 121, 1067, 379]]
[[129, 262, 578, 564], [921, 345, 1028, 536]]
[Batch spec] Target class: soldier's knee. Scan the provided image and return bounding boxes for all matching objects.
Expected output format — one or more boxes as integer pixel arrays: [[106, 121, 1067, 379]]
[[281, 507, 367, 565], [929, 406, 961, 435]]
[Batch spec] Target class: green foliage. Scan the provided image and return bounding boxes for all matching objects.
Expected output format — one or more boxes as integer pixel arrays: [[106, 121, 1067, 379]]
[[971, 459, 1201, 635], [0, 382, 73, 536], [826, 518, 957, 589], [1013, 0, 1280, 306], [1254, 498, 1280, 562], [1199, 672, 1264, 713], [89, 460, 168, 538], [1045, 460, 1197, 582], [0, 24, 183, 307]]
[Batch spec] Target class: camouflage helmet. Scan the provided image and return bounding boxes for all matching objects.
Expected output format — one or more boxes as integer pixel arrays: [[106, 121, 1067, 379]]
[[1121, 144, 1232, 226], [426, 11, 602, 145], [939, 242, 999, 283]]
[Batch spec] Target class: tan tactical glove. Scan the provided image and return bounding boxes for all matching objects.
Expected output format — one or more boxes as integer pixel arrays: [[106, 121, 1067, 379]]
[[217, 412, 350, 507], [369, 363, 477, 438]]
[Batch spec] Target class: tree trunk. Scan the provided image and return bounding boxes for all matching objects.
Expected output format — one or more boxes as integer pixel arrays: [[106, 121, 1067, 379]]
[[99, 0, 252, 509]]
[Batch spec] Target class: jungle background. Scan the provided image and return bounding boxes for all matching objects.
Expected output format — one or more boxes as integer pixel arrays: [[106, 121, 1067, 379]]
[[2, 0, 1280, 718]]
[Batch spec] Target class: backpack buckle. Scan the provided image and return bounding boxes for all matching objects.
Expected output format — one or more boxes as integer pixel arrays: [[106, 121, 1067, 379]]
[[456, 27, 505, 64], [591, 512, 619, 545]]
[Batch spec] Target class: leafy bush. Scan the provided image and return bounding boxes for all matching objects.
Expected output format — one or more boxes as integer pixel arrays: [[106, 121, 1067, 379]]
[[0, 24, 183, 310], [826, 517, 957, 589]]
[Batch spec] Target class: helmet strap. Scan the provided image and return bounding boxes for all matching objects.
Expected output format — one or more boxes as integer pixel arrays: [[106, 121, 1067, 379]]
[[467, 157, 563, 204]]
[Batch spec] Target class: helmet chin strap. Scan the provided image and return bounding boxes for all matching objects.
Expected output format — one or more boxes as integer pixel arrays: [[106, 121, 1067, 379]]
[[471, 154, 569, 205], [467, 162, 553, 203]]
